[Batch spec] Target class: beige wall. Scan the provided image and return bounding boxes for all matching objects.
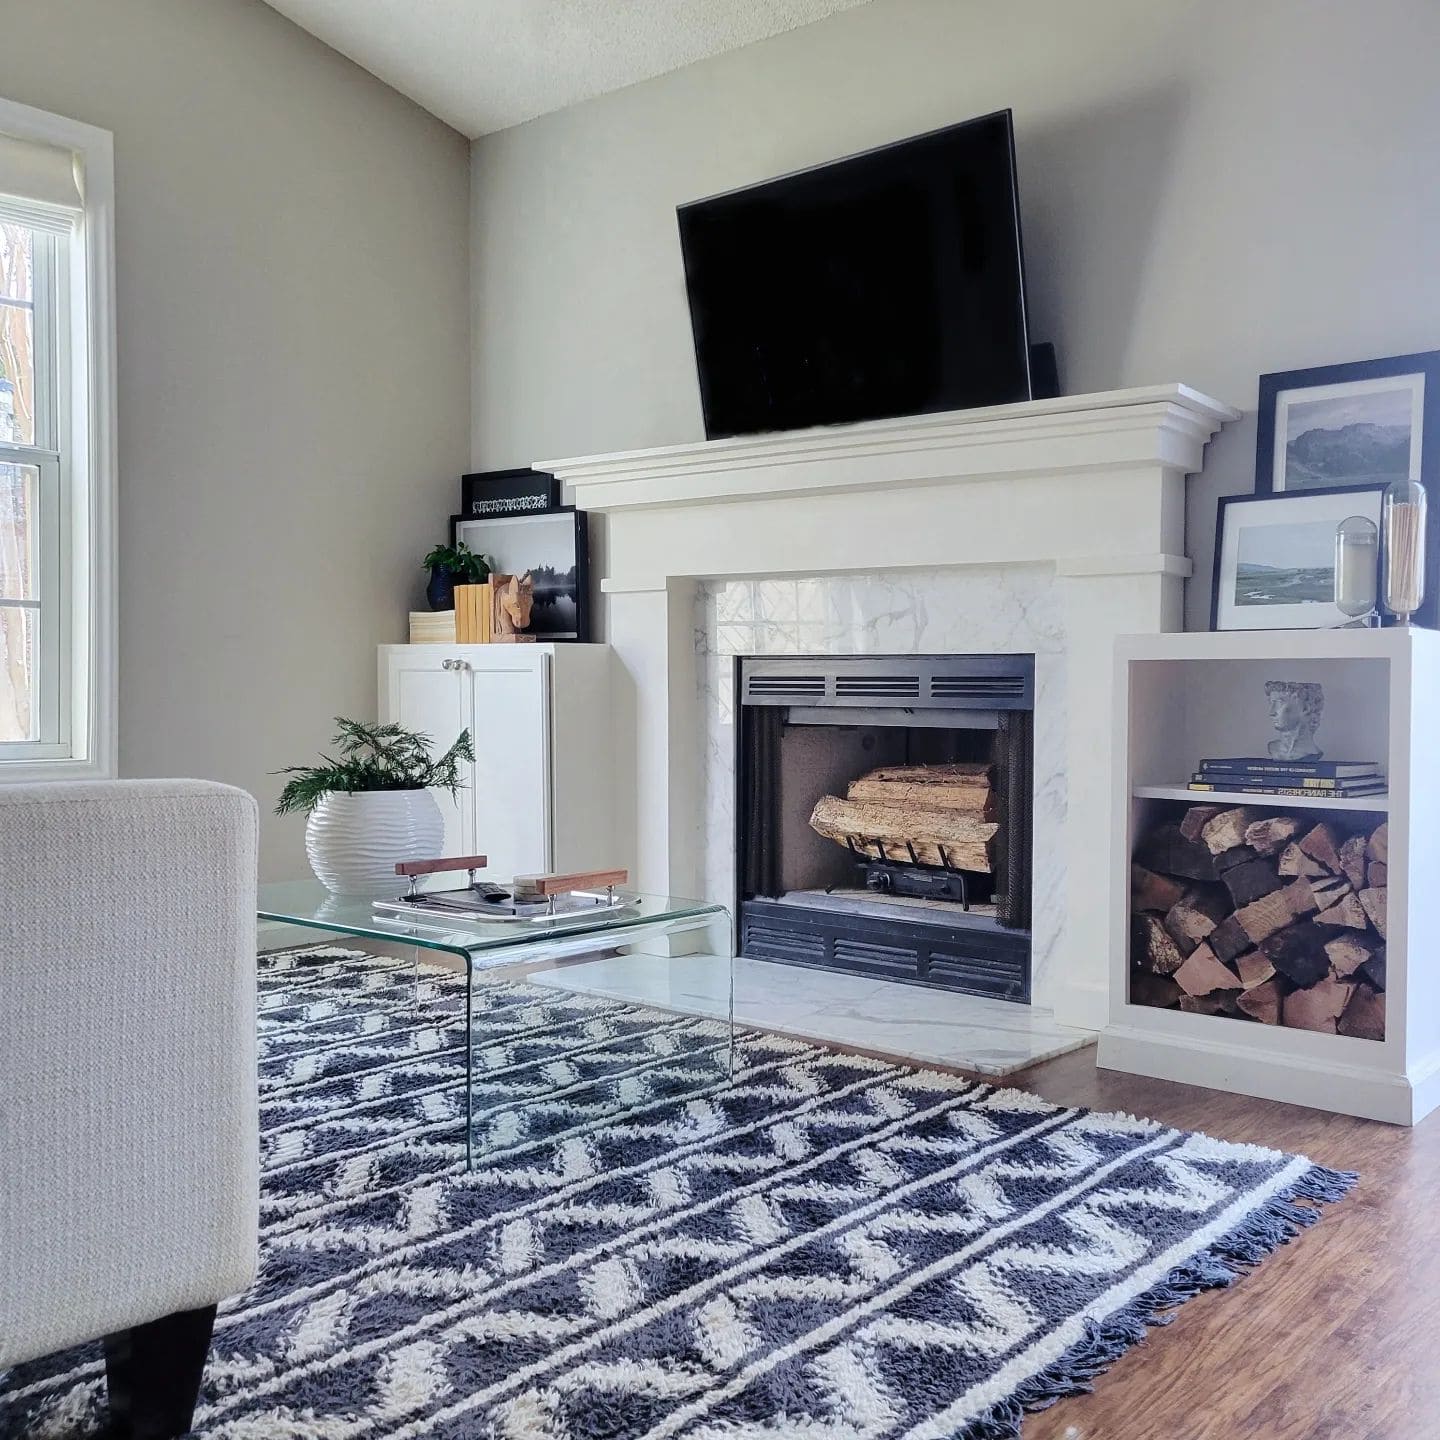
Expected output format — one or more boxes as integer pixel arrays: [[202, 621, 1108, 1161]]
[[470, 0, 1440, 627], [0, 0, 471, 879]]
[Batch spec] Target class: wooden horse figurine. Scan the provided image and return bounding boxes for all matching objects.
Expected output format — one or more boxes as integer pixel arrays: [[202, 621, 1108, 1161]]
[[490, 572, 535, 642]]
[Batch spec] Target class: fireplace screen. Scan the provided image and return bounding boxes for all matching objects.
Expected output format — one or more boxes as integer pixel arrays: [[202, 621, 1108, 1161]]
[[736, 655, 1034, 1001]]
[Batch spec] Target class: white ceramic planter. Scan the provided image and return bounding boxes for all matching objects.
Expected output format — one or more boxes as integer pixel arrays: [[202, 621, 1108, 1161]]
[[305, 789, 444, 896]]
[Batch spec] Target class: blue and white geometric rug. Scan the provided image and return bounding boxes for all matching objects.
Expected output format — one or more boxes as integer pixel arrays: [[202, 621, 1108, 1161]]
[[1, 947, 1353, 1439]]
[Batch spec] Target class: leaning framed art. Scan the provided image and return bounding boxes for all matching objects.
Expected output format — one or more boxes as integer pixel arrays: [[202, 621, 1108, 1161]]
[[1254, 350, 1440, 626], [451, 507, 590, 642], [1212, 486, 1386, 631]]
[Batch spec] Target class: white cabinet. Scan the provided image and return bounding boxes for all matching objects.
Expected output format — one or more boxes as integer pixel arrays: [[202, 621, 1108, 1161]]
[[379, 643, 614, 885]]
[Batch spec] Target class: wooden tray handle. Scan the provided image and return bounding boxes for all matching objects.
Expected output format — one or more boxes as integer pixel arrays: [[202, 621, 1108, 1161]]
[[514, 868, 629, 897], [394, 854, 489, 878]]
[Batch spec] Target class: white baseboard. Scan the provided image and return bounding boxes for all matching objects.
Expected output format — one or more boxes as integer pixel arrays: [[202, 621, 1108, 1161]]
[[1098, 1022, 1425, 1125]]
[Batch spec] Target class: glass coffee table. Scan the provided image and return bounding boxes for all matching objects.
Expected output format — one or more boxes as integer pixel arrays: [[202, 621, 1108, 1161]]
[[257, 880, 734, 1168]]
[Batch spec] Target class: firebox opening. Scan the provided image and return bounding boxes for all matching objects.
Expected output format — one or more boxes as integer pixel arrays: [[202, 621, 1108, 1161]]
[[735, 655, 1035, 1002]]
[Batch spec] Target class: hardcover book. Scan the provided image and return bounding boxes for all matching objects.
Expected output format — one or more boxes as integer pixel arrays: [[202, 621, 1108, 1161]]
[[1197, 758, 1380, 778]]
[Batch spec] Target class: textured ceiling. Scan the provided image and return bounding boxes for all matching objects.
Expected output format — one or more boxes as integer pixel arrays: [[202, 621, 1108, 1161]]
[[263, 0, 873, 137]]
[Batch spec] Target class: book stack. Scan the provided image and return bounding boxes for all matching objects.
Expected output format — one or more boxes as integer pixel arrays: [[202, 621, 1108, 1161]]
[[1188, 757, 1386, 799], [408, 609, 456, 644]]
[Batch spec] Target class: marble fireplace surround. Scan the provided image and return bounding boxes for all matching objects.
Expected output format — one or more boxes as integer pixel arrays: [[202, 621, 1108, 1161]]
[[545, 385, 1237, 1030]]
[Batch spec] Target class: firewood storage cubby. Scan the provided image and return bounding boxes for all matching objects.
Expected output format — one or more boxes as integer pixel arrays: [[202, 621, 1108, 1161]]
[[1099, 629, 1440, 1124]]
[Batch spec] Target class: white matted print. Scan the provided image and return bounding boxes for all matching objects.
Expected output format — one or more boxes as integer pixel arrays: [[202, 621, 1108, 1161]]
[[1273, 373, 1424, 491], [1213, 487, 1385, 630]]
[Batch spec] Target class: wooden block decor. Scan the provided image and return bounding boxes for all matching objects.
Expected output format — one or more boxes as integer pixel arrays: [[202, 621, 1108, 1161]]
[[453, 583, 492, 644], [1130, 807, 1386, 1040]]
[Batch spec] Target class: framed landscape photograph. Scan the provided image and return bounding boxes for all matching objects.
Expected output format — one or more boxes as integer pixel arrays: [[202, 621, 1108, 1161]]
[[1254, 351, 1440, 626], [451, 507, 590, 641], [1212, 486, 1385, 631]]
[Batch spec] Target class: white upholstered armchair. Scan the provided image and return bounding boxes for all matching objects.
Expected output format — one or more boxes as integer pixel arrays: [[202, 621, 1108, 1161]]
[[0, 780, 260, 1439]]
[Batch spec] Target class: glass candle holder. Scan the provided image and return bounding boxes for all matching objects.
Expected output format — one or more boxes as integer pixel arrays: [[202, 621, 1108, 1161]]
[[1334, 514, 1380, 625], [1383, 479, 1427, 624]]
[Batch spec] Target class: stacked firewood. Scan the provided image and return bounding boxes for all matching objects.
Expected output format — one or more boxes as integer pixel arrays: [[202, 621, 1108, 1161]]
[[809, 764, 998, 872], [1131, 805, 1386, 1039]]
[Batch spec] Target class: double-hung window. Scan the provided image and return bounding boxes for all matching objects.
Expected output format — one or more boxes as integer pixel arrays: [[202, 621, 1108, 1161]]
[[0, 105, 115, 779], [0, 216, 68, 753]]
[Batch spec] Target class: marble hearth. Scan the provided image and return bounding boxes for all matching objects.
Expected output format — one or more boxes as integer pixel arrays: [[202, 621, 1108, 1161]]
[[546, 385, 1238, 1031]]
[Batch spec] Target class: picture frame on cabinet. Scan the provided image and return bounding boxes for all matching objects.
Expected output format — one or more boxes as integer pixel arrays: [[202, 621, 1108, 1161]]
[[1211, 486, 1386, 631], [1256, 350, 1440, 627], [452, 506, 590, 642]]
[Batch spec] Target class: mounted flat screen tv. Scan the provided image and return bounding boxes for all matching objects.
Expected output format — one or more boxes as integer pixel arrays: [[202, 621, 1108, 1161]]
[[677, 110, 1033, 439]]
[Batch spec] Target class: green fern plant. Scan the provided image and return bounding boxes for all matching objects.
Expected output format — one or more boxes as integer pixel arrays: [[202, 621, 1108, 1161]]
[[275, 717, 475, 816]]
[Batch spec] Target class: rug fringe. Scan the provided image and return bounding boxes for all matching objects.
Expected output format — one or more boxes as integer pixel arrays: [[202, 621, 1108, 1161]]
[[959, 1162, 1357, 1439]]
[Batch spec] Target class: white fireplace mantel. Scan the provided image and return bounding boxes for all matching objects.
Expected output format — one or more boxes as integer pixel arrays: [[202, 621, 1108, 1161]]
[[542, 384, 1239, 1030]]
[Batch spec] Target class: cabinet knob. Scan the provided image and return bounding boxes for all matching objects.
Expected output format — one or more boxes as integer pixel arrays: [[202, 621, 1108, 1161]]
[[441, 658, 453, 670]]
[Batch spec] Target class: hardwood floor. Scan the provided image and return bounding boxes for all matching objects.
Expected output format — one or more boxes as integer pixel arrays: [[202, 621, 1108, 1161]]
[[997, 1047, 1439, 1440]]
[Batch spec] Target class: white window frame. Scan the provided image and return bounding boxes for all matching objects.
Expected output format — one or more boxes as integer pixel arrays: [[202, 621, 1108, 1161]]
[[0, 98, 116, 782]]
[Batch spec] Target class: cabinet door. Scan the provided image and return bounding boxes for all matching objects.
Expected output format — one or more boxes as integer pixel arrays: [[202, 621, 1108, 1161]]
[[466, 653, 551, 880], [383, 652, 473, 858]]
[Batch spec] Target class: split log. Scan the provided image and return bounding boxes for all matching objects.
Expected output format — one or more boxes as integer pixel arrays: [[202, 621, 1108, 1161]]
[[1208, 913, 1253, 964], [1338, 984, 1386, 1041], [1132, 912, 1187, 975], [1174, 944, 1244, 997], [1359, 887, 1387, 938], [1278, 842, 1329, 879], [1221, 859, 1282, 909], [1130, 970, 1184, 1009], [1164, 886, 1231, 948], [1214, 845, 1258, 873], [847, 767, 991, 814], [1307, 874, 1352, 909], [1235, 878, 1319, 945], [859, 763, 990, 789], [1200, 807, 1260, 856], [1359, 948, 1387, 992], [1315, 891, 1367, 930], [1132, 864, 1186, 914], [1283, 973, 1351, 1033], [1236, 951, 1276, 988], [1244, 815, 1301, 856], [1179, 804, 1223, 844], [1368, 861, 1388, 889], [1133, 823, 1221, 882], [1367, 822, 1389, 866], [1237, 978, 1283, 1024], [809, 794, 996, 871], [1338, 834, 1368, 890], [1180, 992, 1240, 1016], [1298, 822, 1342, 874], [1260, 921, 1332, 989], [1324, 932, 1379, 979]]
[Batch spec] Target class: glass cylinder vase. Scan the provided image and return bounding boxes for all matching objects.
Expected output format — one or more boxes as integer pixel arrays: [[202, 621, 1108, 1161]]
[[1334, 514, 1380, 625], [1383, 479, 1427, 624]]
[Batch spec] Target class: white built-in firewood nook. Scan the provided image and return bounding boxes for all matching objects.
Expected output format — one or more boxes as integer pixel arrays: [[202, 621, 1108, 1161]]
[[546, 385, 1237, 1034]]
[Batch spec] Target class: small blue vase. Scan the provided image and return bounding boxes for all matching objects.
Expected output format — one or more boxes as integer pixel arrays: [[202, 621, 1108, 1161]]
[[427, 566, 457, 612]]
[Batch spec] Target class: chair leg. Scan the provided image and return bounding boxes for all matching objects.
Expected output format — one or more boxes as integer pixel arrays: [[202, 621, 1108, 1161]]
[[103, 1302, 217, 1439]]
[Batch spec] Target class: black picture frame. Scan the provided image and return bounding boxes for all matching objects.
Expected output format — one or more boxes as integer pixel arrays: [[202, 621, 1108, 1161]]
[[1255, 349, 1440, 627], [1211, 485, 1386, 632], [450, 506, 591, 643]]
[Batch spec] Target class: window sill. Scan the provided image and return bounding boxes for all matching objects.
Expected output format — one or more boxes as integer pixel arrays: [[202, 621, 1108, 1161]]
[[0, 755, 116, 785]]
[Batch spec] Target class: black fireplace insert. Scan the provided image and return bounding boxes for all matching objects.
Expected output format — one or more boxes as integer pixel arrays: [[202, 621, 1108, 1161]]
[[735, 654, 1034, 1001]]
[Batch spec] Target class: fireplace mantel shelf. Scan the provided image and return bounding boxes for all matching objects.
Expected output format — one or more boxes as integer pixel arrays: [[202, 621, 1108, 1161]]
[[543, 384, 1239, 515]]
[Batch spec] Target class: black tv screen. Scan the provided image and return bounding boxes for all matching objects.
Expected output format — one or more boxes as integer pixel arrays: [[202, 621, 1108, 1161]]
[[677, 110, 1032, 439]]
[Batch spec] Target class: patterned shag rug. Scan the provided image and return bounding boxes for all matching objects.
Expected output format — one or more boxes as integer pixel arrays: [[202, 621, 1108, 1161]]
[[3, 947, 1353, 1439]]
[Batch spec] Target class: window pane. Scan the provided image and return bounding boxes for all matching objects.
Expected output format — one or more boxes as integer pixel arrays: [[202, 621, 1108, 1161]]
[[0, 222, 32, 302], [0, 223, 36, 446], [0, 462, 37, 600], [0, 603, 35, 742]]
